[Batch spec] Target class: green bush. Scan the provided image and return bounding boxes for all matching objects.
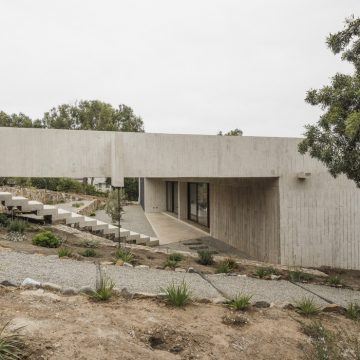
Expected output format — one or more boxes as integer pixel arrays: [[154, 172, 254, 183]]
[[228, 293, 253, 311], [254, 266, 277, 278], [0, 321, 27, 359], [326, 275, 342, 286], [216, 258, 237, 274], [115, 247, 134, 263], [197, 250, 214, 265], [163, 281, 191, 307], [90, 270, 115, 301], [72, 202, 84, 208], [7, 219, 28, 234], [289, 268, 314, 282], [82, 248, 97, 257], [346, 302, 360, 321], [58, 247, 72, 257], [0, 214, 9, 228], [164, 258, 179, 269], [168, 253, 184, 262], [295, 297, 321, 316], [32, 231, 61, 248]]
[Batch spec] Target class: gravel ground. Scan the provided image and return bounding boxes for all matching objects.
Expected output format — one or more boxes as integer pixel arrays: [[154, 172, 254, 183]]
[[1, 248, 359, 306], [206, 274, 329, 306]]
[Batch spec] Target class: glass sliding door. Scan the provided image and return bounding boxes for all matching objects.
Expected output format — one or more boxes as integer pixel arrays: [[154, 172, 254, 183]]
[[187, 182, 209, 227], [166, 181, 178, 214]]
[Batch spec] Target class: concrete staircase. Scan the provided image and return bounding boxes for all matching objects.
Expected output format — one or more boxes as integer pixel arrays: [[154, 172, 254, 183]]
[[0, 192, 159, 247]]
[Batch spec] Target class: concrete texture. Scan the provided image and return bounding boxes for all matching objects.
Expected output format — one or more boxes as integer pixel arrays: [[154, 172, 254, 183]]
[[121, 205, 156, 238], [146, 212, 207, 244]]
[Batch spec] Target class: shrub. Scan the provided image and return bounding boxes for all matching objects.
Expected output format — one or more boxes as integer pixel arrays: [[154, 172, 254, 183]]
[[82, 239, 99, 248], [255, 266, 277, 278], [58, 247, 72, 257], [0, 321, 27, 359], [326, 275, 342, 286], [168, 253, 184, 262], [228, 293, 253, 311], [289, 269, 314, 282], [7, 219, 28, 234], [197, 250, 214, 265], [0, 213, 9, 228], [90, 268, 115, 301], [115, 247, 134, 264], [82, 248, 97, 257], [163, 281, 191, 307], [32, 231, 61, 248], [164, 258, 179, 269], [72, 202, 84, 208], [89, 212, 96, 217], [295, 297, 321, 316], [216, 258, 237, 274], [346, 302, 360, 321]]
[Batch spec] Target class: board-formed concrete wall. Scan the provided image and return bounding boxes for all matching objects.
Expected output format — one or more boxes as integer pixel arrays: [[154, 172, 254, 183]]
[[0, 127, 359, 269]]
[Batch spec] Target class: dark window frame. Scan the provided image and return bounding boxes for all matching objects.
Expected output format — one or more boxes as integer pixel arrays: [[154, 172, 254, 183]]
[[187, 182, 210, 227], [166, 181, 178, 214]]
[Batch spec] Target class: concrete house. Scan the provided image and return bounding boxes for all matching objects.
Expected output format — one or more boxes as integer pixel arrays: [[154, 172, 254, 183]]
[[1, 127, 359, 270]]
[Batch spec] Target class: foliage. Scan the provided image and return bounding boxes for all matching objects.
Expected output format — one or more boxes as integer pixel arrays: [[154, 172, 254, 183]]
[[295, 297, 321, 316], [299, 16, 360, 186], [168, 253, 184, 262], [82, 248, 97, 257], [7, 220, 28, 234], [105, 189, 125, 225], [72, 202, 84, 208], [32, 230, 61, 248], [91, 267, 115, 301], [124, 178, 139, 201], [115, 247, 134, 264], [164, 258, 179, 269], [58, 247, 72, 258], [302, 321, 360, 360], [82, 239, 100, 248], [289, 268, 314, 282], [218, 128, 243, 136], [228, 293, 253, 311], [326, 275, 342, 286], [216, 258, 237, 274], [0, 111, 34, 128], [163, 281, 191, 307], [0, 214, 9, 228], [254, 266, 277, 278], [197, 250, 214, 265], [346, 302, 360, 321], [0, 321, 27, 359]]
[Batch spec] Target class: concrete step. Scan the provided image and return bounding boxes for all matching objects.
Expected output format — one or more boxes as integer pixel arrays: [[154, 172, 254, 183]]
[[0, 192, 12, 203], [5, 196, 28, 207], [127, 231, 140, 241], [37, 205, 58, 217], [148, 237, 160, 247], [21, 200, 44, 212], [79, 216, 98, 228], [65, 213, 85, 225], [91, 220, 109, 231], [137, 234, 150, 245], [53, 208, 72, 221]]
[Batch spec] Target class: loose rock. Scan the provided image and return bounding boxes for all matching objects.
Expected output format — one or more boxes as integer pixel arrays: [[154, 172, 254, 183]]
[[123, 262, 133, 268], [1, 279, 17, 287], [115, 260, 124, 266], [322, 304, 346, 314], [175, 268, 186, 273], [135, 265, 149, 270], [79, 285, 94, 295], [21, 278, 41, 288], [42, 282, 62, 292], [62, 287, 78, 296], [254, 301, 270, 308]]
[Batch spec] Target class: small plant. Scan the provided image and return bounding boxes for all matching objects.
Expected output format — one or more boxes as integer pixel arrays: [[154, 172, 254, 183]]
[[168, 253, 184, 262], [163, 281, 191, 307], [197, 250, 214, 265], [90, 267, 115, 301], [82, 239, 100, 248], [115, 247, 134, 264], [289, 268, 314, 282], [89, 212, 96, 217], [254, 266, 277, 278], [72, 202, 84, 208], [346, 302, 360, 321], [7, 219, 28, 234], [216, 258, 237, 274], [295, 297, 321, 316], [82, 248, 97, 257], [326, 275, 342, 286], [0, 213, 9, 228], [228, 293, 253, 311], [32, 230, 61, 248], [0, 321, 27, 359], [58, 247, 72, 257], [164, 258, 179, 269]]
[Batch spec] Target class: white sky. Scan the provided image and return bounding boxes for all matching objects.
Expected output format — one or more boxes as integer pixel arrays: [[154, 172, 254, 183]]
[[0, 0, 359, 137]]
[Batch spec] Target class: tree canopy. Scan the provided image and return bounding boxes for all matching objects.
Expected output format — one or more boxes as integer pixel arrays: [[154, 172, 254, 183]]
[[218, 128, 243, 136], [299, 16, 360, 187]]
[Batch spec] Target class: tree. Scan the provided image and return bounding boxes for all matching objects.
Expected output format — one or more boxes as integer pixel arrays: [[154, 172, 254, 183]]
[[105, 188, 125, 225], [0, 111, 34, 128], [299, 16, 360, 187], [218, 128, 243, 136]]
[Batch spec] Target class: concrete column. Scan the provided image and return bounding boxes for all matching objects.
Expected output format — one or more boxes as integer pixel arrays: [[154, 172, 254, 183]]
[[143, 178, 166, 213], [178, 181, 188, 220]]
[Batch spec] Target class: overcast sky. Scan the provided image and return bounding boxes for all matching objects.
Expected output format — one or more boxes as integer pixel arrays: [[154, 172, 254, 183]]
[[0, 1, 359, 137]]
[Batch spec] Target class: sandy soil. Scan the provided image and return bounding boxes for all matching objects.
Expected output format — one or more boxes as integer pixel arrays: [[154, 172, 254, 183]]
[[1, 286, 359, 360]]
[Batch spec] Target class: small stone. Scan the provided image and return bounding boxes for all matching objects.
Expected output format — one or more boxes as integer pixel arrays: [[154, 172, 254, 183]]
[[322, 304, 345, 313], [187, 267, 196, 273], [254, 301, 270, 308], [79, 286, 94, 295], [222, 314, 249, 327], [170, 345, 183, 353], [212, 296, 228, 304], [42, 282, 62, 292], [115, 260, 124, 266], [21, 278, 41, 288], [135, 265, 149, 269], [238, 274, 247, 278], [270, 274, 281, 280], [197, 298, 211, 304], [132, 292, 157, 299], [62, 287, 78, 296], [175, 268, 186, 273], [119, 287, 132, 299], [123, 262, 133, 268], [1, 280, 17, 287], [100, 261, 114, 266], [283, 303, 295, 310]]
